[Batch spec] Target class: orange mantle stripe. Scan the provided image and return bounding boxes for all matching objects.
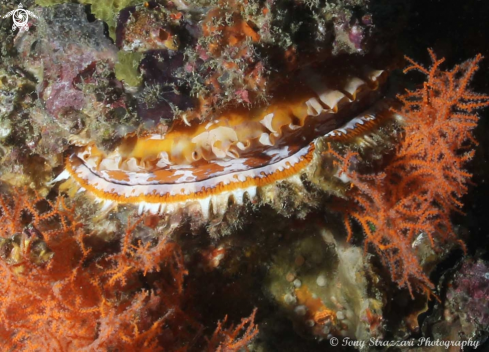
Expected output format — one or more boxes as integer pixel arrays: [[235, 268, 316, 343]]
[[327, 109, 394, 142], [65, 144, 315, 204]]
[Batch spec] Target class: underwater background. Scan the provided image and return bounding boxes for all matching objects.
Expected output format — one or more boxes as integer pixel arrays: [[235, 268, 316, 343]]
[[0, 0, 489, 350]]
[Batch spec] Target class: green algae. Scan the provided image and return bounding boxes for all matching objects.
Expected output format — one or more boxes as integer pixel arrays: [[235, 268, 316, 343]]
[[115, 50, 143, 87], [35, 0, 145, 39]]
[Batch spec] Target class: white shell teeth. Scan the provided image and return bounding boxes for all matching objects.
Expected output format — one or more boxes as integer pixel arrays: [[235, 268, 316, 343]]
[[245, 186, 257, 200], [198, 198, 211, 220], [100, 200, 114, 212], [260, 113, 277, 134], [136, 202, 159, 215], [100, 187, 260, 220], [287, 174, 303, 187], [318, 90, 347, 111], [146, 203, 160, 215], [342, 77, 366, 100], [135, 202, 167, 215], [232, 190, 244, 205], [48, 170, 71, 186], [305, 97, 324, 116], [98, 156, 122, 171], [156, 152, 172, 167], [123, 158, 143, 172], [259, 133, 273, 146], [210, 194, 229, 216], [166, 203, 176, 214], [363, 68, 385, 83], [236, 142, 247, 150]]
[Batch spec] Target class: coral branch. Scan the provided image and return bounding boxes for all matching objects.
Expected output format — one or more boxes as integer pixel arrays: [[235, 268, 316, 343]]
[[330, 51, 489, 297], [206, 308, 259, 352], [0, 189, 259, 350], [0, 189, 195, 350]]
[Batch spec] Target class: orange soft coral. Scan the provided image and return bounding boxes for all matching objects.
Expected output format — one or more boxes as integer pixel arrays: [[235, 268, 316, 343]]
[[330, 50, 489, 296], [0, 189, 258, 351], [206, 308, 259, 352], [0, 189, 196, 351]]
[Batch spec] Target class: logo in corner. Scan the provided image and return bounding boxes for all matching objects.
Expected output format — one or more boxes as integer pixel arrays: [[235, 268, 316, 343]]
[[2, 3, 38, 32]]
